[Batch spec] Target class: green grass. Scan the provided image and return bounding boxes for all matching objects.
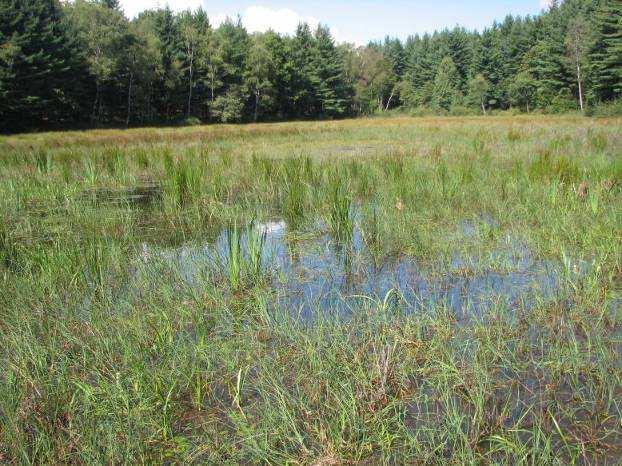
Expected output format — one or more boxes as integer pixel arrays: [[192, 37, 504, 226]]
[[0, 115, 620, 464], [225, 221, 268, 291]]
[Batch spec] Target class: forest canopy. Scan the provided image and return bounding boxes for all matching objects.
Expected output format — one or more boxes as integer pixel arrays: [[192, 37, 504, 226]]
[[1, 0, 621, 131]]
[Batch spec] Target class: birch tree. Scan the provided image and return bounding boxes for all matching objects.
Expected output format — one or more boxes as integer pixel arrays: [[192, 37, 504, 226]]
[[565, 17, 590, 112]]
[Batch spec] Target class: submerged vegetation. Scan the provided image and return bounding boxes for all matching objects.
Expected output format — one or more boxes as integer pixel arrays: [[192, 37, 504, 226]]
[[0, 115, 621, 463]]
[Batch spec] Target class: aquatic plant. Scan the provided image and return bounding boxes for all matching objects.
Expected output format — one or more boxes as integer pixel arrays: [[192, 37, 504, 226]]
[[171, 158, 202, 206], [226, 224, 243, 290], [281, 158, 310, 228], [328, 176, 353, 243], [226, 221, 268, 291], [246, 220, 267, 281]]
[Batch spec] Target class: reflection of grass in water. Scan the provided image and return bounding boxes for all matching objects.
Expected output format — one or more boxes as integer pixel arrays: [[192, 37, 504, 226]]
[[280, 156, 315, 229], [247, 221, 267, 281], [226, 221, 268, 291], [227, 224, 243, 291], [328, 175, 352, 243], [0, 116, 620, 463]]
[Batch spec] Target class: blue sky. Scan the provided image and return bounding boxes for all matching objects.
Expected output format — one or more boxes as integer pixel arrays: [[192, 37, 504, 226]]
[[121, 1, 552, 44]]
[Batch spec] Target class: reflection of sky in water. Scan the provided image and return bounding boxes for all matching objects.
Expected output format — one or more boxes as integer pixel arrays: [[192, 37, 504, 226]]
[[127, 217, 581, 322]]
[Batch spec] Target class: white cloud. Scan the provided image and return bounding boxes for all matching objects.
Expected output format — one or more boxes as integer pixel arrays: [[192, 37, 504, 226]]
[[120, 0, 203, 19], [211, 6, 319, 37], [540, 0, 554, 9], [119, 3, 354, 44]]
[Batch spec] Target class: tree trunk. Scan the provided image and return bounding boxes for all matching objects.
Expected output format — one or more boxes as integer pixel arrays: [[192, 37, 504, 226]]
[[481, 98, 487, 115], [254, 91, 259, 123], [126, 71, 133, 127], [384, 88, 395, 111], [187, 61, 193, 118], [576, 60, 584, 112]]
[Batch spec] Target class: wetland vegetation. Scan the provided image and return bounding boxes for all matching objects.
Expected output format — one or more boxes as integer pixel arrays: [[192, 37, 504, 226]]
[[0, 115, 621, 463]]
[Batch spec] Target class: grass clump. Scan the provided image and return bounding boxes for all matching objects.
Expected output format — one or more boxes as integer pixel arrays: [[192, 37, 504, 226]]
[[226, 221, 268, 291], [529, 150, 580, 183], [166, 155, 203, 207], [328, 175, 353, 243]]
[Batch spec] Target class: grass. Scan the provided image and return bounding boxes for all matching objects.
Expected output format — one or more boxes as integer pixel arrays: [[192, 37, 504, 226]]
[[225, 221, 268, 291], [0, 115, 620, 464], [328, 174, 353, 243]]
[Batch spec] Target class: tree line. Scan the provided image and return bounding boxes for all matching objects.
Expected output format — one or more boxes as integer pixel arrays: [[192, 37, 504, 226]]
[[1, 0, 620, 131]]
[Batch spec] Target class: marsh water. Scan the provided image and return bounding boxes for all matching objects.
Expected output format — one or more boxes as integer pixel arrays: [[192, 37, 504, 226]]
[[122, 214, 582, 322]]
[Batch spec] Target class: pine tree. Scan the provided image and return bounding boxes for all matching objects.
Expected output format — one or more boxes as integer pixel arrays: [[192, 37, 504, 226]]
[[0, 0, 88, 129], [153, 7, 184, 119], [589, 0, 622, 101], [403, 33, 436, 106], [260, 31, 293, 119], [529, 4, 574, 109], [311, 25, 351, 117], [383, 37, 406, 77], [289, 23, 316, 117], [479, 26, 507, 108], [508, 70, 537, 111], [447, 27, 472, 92]]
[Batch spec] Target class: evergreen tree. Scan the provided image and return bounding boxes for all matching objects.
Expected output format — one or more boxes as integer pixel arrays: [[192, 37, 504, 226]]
[[589, 0, 622, 101], [479, 26, 507, 108], [508, 70, 537, 111], [403, 33, 436, 106], [0, 0, 88, 130], [447, 27, 472, 92], [311, 25, 351, 117], [209, 17, 249, 122], [2, 0, 620, 131], [261, 31, 294, 119], [291, 23, 317, 117], [153, 7, 184, 119]]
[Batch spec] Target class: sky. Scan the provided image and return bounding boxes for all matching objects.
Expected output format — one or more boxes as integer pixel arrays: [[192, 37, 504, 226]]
[[120, 0, 554, 45]]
